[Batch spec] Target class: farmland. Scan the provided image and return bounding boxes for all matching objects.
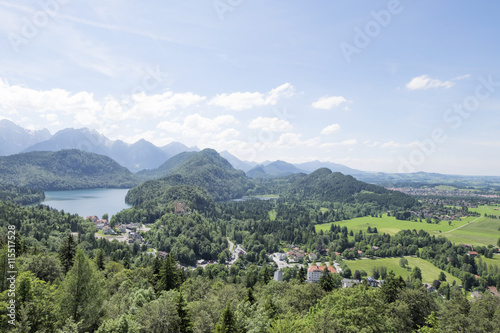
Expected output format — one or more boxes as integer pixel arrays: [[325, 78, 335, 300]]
[[343, 256, 456, 284], [441, 217, 500, 247], [315, 214, 475, 236], [315, 209, 500, 246]]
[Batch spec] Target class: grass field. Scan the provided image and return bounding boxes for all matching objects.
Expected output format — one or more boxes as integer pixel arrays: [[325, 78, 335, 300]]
[[269, 210, 277, 221], [469, 204, 500, 217], [315, 214, 474, 236], [343, 256, 456, 284], [441, 218, 500, 246], [480, 255, 500, 269]]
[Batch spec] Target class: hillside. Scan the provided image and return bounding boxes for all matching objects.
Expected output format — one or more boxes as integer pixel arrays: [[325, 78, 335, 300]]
[[136, 151, 198, 179], [247, 160, 307, 178], [127, 148, 251, 203], [0, 183, 45, 205], [285, 168, 417, 209], [0, 150, 138, 190]]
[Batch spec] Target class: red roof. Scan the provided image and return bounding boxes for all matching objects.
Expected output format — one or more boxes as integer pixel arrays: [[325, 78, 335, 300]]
[[307, 265, 337, 273], [468, 251, 478, 255]]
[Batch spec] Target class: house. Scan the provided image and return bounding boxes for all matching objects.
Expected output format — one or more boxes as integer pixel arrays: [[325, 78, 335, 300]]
[[467, 251, 478, 257], [96, 223, 105, 230], [307, 265, 337, 282], [157, 251, 168, 259], [117, 225, 127, 233], [366, 276, 383, 287], [102, 226, 116, 235], [488, 286, 500, 298], [423, 283, 436, 292], [274, 270, 283, 282], [471, 291, 482, 299], [342, 278, 362, 288]]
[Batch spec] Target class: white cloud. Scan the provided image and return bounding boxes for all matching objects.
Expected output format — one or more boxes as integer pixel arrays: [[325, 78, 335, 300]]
[[248, 117, 293, 132], [320, 139, 357, 149], [320, 123, 341, 135], [378, 141, 418, 149], [157, 113, 238, 139], [208, 83, 294, 110], [126, 91, 206, 119], [274, 133, 320, 148], [311, 96, 350, 110], [406, 74, 470, 90]]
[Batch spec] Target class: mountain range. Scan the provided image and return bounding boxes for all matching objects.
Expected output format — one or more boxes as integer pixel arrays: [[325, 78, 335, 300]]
[[0, 120, 365, 176], [3, 120, 499, 189], [0, 120, 198, 172]]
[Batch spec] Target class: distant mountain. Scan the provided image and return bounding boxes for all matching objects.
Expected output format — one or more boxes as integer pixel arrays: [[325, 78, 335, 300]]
[[0, 149, 138, 190], [285, 168, 416, 208], [161, 142, 199, 157], [24, 127, 112, 154], [0, 119, 51, 155], [247, 160, 307, 178], [220, 151, 257, 172], [127, 148, 251, 203], [294, 160, 364, 176], [113, 139, 168, 172], [22, 127, 196, 172]]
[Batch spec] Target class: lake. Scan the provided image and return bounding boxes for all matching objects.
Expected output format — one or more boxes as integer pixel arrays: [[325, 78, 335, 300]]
[[42, 188, 132, 219]]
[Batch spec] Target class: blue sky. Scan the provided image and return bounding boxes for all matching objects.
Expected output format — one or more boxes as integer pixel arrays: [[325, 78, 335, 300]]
[[0, 0, 499, 175]]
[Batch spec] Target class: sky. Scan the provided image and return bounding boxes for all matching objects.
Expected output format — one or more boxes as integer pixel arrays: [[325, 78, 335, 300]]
[[0, 0, 499, 175]]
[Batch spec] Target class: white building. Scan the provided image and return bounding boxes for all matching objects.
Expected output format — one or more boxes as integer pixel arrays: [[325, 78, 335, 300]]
[[307, 265, 337, 282]]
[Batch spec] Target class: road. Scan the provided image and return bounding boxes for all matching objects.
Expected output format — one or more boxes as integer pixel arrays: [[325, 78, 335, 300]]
[[442, 212, 484, 234], [227, 237, 235, 253]]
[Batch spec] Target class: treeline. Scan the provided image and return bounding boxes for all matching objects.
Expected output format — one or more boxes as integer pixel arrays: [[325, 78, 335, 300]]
[[0, 184, 44, 205]]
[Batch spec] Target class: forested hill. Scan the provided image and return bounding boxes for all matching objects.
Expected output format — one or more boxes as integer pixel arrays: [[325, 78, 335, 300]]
[[0, 183, 45, 205], [127, 148, 251, 203], [0, 149, 139, 190], [285, 168, 417, 209], [135, 151, 198, 179]]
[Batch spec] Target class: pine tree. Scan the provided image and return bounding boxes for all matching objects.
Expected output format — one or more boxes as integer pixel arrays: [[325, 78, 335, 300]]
[[59, 234, 76, 274], [319, 267, 334, 292], [95, 249, 105, 270], [297, 266, 307, 283], [58, 249, 104, 332], [380, 271, 405, 303], [157, 253, 181, 292], [244, 288, 256, 305], [214, 302, 237, 333], [259, 265, 272, 285], [177, 292, 192, 333], [123, 255, 131, 269]]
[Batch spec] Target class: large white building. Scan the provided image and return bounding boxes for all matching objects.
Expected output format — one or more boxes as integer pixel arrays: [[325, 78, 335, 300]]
[[307, 265, 337, 282]]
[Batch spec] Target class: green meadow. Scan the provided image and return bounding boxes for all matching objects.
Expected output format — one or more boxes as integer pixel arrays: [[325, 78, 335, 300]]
[[315, 214, 474, 236], [315, 211, 500, 246], [441, 217, 500, 247], [469, 204, 500, 217], [343, 256, 456, 284]]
